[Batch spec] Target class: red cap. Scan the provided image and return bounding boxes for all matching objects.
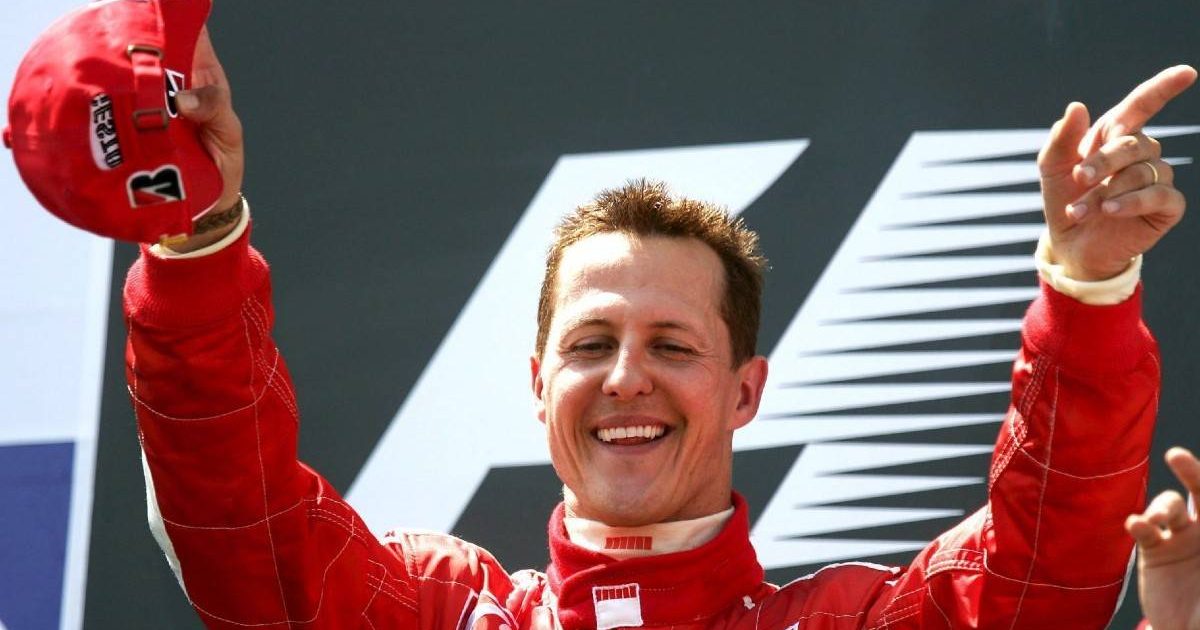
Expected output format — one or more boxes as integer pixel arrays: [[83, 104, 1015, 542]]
[[4, 0, 222, 244]]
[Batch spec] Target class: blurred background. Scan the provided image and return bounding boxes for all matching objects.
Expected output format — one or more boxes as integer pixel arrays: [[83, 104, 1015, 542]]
[[2, 1, 1198, 628]]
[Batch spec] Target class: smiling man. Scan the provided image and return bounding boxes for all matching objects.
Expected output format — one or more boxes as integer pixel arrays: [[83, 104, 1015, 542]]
[[35, 5, 1192, 629], [533, 195, 768, 530], [108, 16, 1197, 626]]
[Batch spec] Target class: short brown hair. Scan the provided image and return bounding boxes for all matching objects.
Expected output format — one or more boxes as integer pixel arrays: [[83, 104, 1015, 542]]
[[536, 179, 767, 366]]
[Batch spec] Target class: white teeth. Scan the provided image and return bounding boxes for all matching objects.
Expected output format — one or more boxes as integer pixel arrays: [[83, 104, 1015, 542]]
[[597, 425, 666, 443]]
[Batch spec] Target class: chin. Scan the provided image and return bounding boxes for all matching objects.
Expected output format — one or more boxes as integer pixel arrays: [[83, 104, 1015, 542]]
[[573, 485, 673, 526]]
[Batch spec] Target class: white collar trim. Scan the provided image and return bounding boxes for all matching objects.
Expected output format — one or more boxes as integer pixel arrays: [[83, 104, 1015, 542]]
[[564, 507, 735, 559]]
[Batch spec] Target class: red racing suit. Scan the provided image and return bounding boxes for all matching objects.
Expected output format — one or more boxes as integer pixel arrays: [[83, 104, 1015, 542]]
[[124, 224, 1160, 629]]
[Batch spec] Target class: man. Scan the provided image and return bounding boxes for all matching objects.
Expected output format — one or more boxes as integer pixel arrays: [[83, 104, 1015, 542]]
[[122, 24, 1194, 629]]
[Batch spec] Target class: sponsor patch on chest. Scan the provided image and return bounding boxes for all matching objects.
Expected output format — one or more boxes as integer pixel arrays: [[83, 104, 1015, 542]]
[[593, 583, 643, 630]]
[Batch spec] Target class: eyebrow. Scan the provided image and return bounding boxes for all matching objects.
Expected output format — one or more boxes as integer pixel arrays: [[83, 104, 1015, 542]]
[[649, 321, 694, 333], [563, 317, 698, 334]]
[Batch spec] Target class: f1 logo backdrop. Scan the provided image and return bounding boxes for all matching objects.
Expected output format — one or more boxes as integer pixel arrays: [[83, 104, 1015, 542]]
[[3, 2, 1199, 629], [349, 127, 1198, 574]]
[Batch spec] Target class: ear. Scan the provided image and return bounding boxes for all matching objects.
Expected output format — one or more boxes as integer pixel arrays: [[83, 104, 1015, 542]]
[[531, 353, 547, 424], [730, 355, 768, 431]]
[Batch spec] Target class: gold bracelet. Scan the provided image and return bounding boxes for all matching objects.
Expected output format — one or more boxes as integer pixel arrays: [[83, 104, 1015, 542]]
[[194, 194, 246, 235]]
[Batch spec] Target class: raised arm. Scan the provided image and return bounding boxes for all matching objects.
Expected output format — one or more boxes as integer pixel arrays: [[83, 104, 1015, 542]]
[[123, 24, 428, 629], [123, 19, 529, 627], [853, 66, 1194, 628]]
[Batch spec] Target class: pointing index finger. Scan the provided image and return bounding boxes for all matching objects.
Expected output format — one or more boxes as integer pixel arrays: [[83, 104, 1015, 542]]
[[1106, 65, 1197, 136]]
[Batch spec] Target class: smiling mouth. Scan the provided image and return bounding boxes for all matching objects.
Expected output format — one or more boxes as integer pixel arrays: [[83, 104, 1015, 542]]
[[595, 425, 669, 446]]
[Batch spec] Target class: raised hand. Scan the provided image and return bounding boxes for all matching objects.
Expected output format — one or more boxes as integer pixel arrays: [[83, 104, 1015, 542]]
[[172, 26, 245, 250], [1126, 448, 1200, 630], [1037, 66, 1196, 281]]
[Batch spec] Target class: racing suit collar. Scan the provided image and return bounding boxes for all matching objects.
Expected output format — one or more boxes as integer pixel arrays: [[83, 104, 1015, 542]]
[[562, 505, 735, 559], [546, 493, 766, 630]]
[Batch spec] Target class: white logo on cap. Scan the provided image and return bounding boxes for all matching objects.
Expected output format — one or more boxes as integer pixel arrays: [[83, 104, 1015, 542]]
[[89, 94, 123, 170], [165, 68, 186, 118], [126, 165, 186, 207]]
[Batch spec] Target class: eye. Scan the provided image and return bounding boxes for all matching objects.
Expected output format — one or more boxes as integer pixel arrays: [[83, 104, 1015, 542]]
[[566, 338, 615, 358], [654, 341, 695, 356]]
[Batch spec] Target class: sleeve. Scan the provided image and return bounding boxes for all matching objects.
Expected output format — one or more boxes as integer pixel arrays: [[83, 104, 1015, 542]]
[[125, 223, 435, 628], [858, 280, 1159, 629]]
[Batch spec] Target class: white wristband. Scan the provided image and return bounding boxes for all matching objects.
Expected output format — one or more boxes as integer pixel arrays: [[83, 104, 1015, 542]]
[[150, 199, 251, 260], [1034, 231, 1141, 306]]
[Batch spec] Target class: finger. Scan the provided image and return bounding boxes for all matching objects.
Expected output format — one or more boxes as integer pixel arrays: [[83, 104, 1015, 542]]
[[1039, 102, 1091, 226], [1126, 513, 1166, 548], [1102, 160, 1173, 196], [1104, 65, 1197, 138], [1072, 160, 1174, 215], [1166, 446, 1200, 499], [177, 86, 238, 138], [1098, 184, 1185, 221], [1144, 490, 1190, 532], [1039, 102, 1091, 178], [1077, 116, 1106, 159], [1073, 133, 1163, 187]]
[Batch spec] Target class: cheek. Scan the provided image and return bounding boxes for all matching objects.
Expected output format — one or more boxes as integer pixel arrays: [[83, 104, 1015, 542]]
[[543, 368, 596, 428], [672, 368, 726, 407], [673, 372, 742, 435], [543, 370, 597, 480], [557, 366, 594, 391]]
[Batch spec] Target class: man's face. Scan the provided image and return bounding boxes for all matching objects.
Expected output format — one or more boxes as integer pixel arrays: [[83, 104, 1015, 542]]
[[531, 232, 767, 527]]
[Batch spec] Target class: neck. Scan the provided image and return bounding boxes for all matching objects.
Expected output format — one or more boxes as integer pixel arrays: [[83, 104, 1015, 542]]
[[563, 506, 734, 559]]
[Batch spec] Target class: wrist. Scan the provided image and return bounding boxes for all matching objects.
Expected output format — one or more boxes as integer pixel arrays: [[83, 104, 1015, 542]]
[[1061, 260, 1130, 283], [1035, 232, 1141, 306], [167, 194, 246, 253]]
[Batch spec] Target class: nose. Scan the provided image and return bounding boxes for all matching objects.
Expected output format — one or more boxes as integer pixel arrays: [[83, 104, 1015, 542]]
[[601, 347, 653, 400]]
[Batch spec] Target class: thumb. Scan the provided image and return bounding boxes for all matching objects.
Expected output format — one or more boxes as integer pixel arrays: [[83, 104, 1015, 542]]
[[1038, 101, 1090, 228], [1038, 101, 1090, 179], [175, 85, 243, 152]]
